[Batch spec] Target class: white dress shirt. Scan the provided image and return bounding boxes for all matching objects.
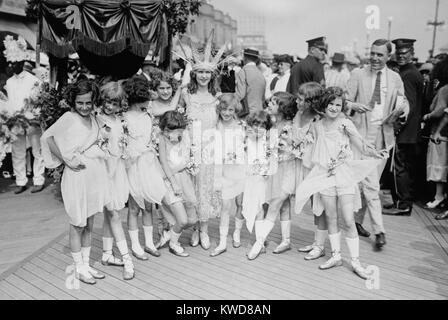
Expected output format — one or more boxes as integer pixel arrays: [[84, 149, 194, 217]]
[[4, 71, 41, 114], [370, 66, 387, 125]]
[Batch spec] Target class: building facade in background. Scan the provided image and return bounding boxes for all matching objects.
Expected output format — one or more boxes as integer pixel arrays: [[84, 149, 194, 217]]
[[187, 1, 238, 51], [236, 16, 268, 53]]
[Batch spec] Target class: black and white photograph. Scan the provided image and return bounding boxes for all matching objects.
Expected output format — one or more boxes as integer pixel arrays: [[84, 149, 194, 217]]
[[0, 0, 447, 304]]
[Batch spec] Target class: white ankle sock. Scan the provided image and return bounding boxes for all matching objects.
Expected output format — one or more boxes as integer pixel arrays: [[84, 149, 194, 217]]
[[315, 229, 328, 247], [235, 217, 245, 230], [345, 236, 360, 260], [71, 251, 83, 268], [116, 240, 130, 257], [142, 225, 156, 250], [81, 247, 91, 266], [328, 232, 341, 254], [170, 230, 181, 246], [280, 220, 291, 243], [254, 220, 264, 242], [262, 220, 275, 241], [102, 237, 114, 252], [128, 229, 144, 255]]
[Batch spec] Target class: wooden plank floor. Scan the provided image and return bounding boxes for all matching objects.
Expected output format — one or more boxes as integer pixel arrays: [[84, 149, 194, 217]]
[[1, 189, 448, 300]]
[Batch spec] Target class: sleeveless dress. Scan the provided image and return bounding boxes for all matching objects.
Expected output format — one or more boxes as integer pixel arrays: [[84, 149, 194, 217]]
[[215, 120, 246, 200], [266, 119, 296, 201], [294, 118, 380, 215], [162, 131, 197, 206], [123, 109, 167, 209], [40, 112, 111, 227], [96, 113, 130, 211], [185, 92, 221, 221]]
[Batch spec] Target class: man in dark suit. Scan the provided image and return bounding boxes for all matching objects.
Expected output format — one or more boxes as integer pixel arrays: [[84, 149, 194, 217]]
[[383, 39, 424, 216], [287, 36, 327, 95], [235, 48, 266, 116]]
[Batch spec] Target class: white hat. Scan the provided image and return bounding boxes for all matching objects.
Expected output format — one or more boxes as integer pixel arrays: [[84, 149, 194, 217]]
[[3, 35, 31, 63]]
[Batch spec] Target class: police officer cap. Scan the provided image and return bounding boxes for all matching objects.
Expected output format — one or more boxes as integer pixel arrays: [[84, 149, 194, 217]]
[[306, 36, 328, 52], [392, 38, 416, 51]]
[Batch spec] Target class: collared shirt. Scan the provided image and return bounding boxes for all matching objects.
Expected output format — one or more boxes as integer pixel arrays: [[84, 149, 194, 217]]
[[4, 71, 41, 113], [273, 69, 291, 94], [370, 66, 387, 125]]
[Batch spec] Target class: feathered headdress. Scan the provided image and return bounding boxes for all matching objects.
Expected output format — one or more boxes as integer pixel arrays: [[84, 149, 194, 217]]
[[3, 35, 33, 63], [172, 30, 235, 72]]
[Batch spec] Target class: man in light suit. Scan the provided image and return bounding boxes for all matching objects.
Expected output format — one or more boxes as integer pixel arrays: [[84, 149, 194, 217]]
[[235, 48, 266, 116], [346, 39, 409, 249]]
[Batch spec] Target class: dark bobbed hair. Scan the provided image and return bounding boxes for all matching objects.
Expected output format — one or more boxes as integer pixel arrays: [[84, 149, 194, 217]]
[[246, 110, 273, 131], [123, 74, 151, 105], [432, 56, 448, 88], [159, 110, 188, 131], [150, 71, 178, 93], [372, 39, 392, 54], [297, 82, 324, 114], [63, 78, 100, 109], [272, 91, 298, 120], [187, 70, 220, 96], [318, 86, 347, 113]]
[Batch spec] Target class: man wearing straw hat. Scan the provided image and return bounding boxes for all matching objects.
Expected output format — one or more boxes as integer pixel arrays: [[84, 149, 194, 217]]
[[235, 48, 266, 116]]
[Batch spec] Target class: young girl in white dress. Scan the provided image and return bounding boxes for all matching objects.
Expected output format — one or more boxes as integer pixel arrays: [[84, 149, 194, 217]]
[[123, 75, 192, 259], [181, 66, 221, 250], [40, 79, 109, 285], [96, 81, 134, 280], [247, 92, 298, 260], [243, 111, 278, 260], [210, 93, 246, 257], [294, 87, 387, 279], [158, 110, 198, 257], [292, 82, 329, 261], [148, 71, 184, 249]]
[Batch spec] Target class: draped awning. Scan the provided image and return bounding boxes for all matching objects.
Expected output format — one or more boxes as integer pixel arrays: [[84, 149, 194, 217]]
[[38, 0, 169, 77]]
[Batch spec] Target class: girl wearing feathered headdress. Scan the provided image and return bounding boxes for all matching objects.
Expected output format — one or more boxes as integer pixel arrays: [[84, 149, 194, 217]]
[[176, 31, 231, 250]]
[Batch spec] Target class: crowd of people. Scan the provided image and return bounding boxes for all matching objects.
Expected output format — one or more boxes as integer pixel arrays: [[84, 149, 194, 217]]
[[1, 32, 448, 286]]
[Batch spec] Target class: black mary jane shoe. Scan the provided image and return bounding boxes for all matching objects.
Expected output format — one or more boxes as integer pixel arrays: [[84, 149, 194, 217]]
[[14, 186, 28, 194], [355, 223, 371, 237]]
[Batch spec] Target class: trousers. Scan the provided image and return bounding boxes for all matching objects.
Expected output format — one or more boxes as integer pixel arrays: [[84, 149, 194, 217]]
[[11, 126, 45, 187]]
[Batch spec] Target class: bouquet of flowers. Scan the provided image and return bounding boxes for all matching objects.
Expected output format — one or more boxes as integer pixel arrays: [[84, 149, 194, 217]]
[[292, 131, 314, 159], [327, 143, 352, 177], [186, 142, 200, 176]]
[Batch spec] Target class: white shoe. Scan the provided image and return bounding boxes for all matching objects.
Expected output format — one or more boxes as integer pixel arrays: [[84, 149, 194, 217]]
[[169, 242, 189, 257], [298, 242, 316, 253], [122, 256, 135, 280], [247, 241, 265, 260], [101, 252, 124, 266], [273, 241, 291, 254], [232, 230, 241, 248], [351, 258, 369, 280], [200, 232, 210, 250], [304, 246, 325, 260], [190, 229, 200, 247], [319, 252, 342, 270], [426, 198, 445, 209]]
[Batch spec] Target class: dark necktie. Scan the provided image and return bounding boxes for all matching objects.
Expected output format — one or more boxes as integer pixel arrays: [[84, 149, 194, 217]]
[[370, 71, 382, 107]]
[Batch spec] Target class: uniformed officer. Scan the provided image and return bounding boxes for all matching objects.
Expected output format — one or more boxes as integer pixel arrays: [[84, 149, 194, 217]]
[[383, 38, 424, 216], [287, 36, 327, 95]]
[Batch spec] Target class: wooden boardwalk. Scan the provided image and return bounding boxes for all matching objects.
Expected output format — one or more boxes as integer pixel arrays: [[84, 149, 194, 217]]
[[1, 183, 448, 300]]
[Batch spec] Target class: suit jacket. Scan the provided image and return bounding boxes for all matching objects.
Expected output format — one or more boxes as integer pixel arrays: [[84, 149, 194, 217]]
[[396, 63, 423, 144], [287, 55, 325, 95], [235, 64, 266, 114], [346, 67, 410, 150]]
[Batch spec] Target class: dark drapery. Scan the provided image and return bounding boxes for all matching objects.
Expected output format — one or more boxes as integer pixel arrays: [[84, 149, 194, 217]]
[[39, 0, 168, 77]]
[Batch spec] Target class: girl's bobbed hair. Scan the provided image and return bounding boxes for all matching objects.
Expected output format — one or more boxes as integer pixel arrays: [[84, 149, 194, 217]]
[[100, 80, 127, 112], [159, 110, 188, 131], [217, 93, 242, 114], [123, 74, 151, 105], [272, 91, 298, 120], [246, 110, 273, 131], [188, 69, 220, 96], [150, 71, 178, 93], [297, 82, 324, 113], [63, 78, 100, 109], [318, 86, 347, 113]]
